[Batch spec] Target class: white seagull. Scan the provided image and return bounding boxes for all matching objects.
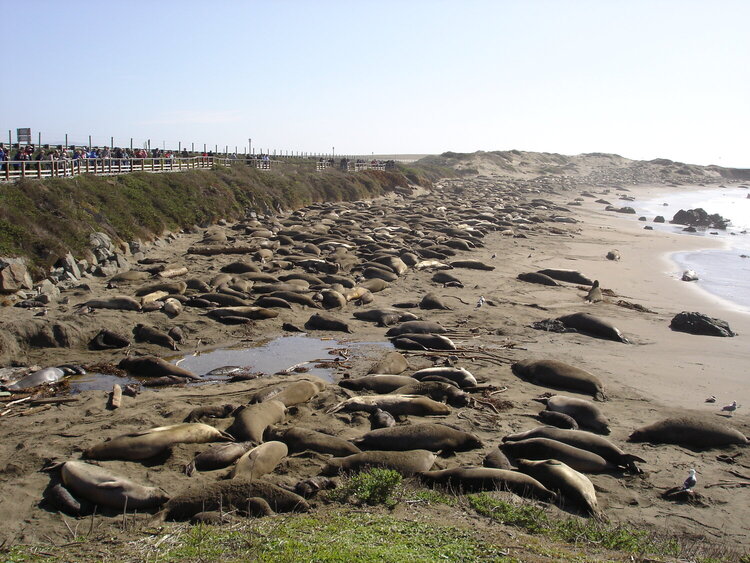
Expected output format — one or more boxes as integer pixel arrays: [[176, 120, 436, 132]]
[[721, 401, 739, 415], [682, 468, 697, 491], [476, 296, 486, 309]]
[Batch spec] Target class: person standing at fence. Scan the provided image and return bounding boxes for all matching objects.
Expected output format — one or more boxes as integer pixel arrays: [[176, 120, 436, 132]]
[[0, 145, 6, 171]]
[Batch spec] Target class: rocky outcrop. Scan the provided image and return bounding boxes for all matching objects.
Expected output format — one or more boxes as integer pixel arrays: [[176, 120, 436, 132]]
[[669, 311, 736, 337], [670, 208, 729, 229], [0, 259, 33, 293]]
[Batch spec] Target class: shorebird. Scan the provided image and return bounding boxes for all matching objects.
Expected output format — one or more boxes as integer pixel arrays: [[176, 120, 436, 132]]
[[682, 468, 697, 491], [476, 296, 486, 309], [721, 401, 739, 415], [705, 395, 717, 403]]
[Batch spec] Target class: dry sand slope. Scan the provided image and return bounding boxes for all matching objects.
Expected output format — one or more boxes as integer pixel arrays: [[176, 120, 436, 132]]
[[0, 176, 748, 551]]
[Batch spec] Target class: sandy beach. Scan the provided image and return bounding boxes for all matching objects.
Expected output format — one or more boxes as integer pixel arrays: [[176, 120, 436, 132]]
[[0, 177, 748, 555]]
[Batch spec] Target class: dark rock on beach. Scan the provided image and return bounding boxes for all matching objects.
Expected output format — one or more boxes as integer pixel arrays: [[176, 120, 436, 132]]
[[669, 311, 736, 337]]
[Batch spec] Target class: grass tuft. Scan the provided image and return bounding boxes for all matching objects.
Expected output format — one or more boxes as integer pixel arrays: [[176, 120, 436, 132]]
[[327, 468, 403, 507]]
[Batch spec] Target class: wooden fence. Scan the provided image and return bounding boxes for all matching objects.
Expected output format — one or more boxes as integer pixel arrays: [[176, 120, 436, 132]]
[[0, 156, 275, 182]]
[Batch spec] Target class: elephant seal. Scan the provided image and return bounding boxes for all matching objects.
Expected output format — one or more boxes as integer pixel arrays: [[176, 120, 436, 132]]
[[536, 395, 611, 434], [133, 324, 179, 351], [229, 441, 288, 479], [515, 459, 599, 516], [512, 359, 607, 401], [185, 442, 254, 475], [450, 260, 495, 271], [4, 366, 74, 391], [162, 479, 309, 521], [419, 293, 451, 310], [537, 269, 594, 285], [629, 416, 748, 448], [385, 321, 446, 337], [504, 427, 645, 472], [328, 395, 450, 417], [501, 438, 616, 473], [368, 351, 409, 375], [59, 461, 168, 510], [83, 296, 142, 311], [226, 401, 287, 443], [370, 408, 396, 429], [207, 306, 279, 321], [363, 266, 398, 282], [118, 356, 200, 380], [556, 313, 628, 343], [585, 280, 603, 303], [305, 312, 352, 333], [339, 375, 414, 393], [538, 410, 579, 429], [354, 423, 482, 452], [392, 381, 469, 407], [322, 450, 436, 476], [354, 309, 416, 327], [482, 448, 514, 470], [517, 272, 560, 286], [272, 379, 326, 407], [432, 271, 463, 287], [418, 468, 555, 501], [267, 291, 320, 308], [135, 281, 187, 296], [316, 289, 347, 309], [265, 426, 360, 456], [89, 329, 130, 350], [184, 404, 236, 422], [411, 367, 477, 388], [201, 293, 251, 307], [254, 296, 293, 309], [110, 270, 150, 282], [84, 423, 234, 461], [392, 334, 457, 351], [357, 278, 389, 293]]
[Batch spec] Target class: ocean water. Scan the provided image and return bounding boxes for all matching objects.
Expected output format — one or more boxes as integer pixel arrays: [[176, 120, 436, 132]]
[[629, 185, 750, 311]]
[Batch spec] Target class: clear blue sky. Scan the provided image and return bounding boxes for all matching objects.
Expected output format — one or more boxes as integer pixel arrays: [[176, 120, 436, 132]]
[[3, 0, 748, 167]]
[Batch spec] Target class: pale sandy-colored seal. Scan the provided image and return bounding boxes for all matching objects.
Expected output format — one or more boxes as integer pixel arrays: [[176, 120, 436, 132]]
[[535, 395, 611, 435], [512, 359, 607, 401], [385, 321, 446, 336], [59, 461, 168, 510], [84, 423, 233, 461], [322, 450, 436, 476], [585, 280, 603, 303], [515, 459, 600, 516], [227, 401, 287, 443], [629, 416, 748, 448], [411, 367, 477, 388], [392, 381, 469, 407], [368, 351, 409, 375], [229, 441, 288, 479], [271, 379, 326, 407], [354, 423, 482, 452], [418, 468, 555, 501]]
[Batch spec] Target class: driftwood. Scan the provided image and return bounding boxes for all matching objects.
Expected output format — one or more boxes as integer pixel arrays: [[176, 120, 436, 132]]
[[158, 267, 189, 278], [108, 384, 122, 409], [30, 397, 79, 406]]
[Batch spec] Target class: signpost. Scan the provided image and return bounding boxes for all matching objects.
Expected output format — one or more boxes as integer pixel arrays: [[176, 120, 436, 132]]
[[17, 128, 31, 144]]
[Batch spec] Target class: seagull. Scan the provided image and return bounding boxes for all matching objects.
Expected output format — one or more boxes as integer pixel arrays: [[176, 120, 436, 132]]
[[682, 468, 697, 491], [721, 401, 739, 415], [705, 395, 717, 403], [476, 296, 486, 309]]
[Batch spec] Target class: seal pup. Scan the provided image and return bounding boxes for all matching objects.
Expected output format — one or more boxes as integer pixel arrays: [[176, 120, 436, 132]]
[[535, 395, 611, 435], [585, 280, 603, 303], [367, 351, 409, 375], [89, 329, 130, 350], [229, 441, 288, 479], [322, 450, 436, 476], [515, 459, 600, 516], [370, 408, 396, 429], [185, 442, 254, 476], [538, 411, 578, 429], [133, 324, 179, 351]]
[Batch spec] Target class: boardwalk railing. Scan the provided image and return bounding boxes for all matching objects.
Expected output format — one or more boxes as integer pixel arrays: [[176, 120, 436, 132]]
[[0, 156, 277, 182]]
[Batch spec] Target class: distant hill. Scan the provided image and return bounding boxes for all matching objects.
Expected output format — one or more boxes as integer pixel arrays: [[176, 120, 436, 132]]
[[417, 150, 750, 185]]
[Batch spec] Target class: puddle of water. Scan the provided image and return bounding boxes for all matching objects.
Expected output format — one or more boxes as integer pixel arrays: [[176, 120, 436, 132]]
[[71, 335, 391, 393]]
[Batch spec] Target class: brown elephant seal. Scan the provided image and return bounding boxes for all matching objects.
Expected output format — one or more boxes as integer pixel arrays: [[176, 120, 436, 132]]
[[517, 272, 560, 286], [501, 438, 616, 473], [418, 468, 555, 501], [315, 289, 347, 309], [537, 269, 594, 285], [229, 441, 288, 479], [392, 381, 469, 407], [110, 270, 150, 282], [354, 309, 419, 327], [450, 260, 495, 271], [207, 306, 279, 321], [322, 449, 436, 476], [134, 281, 187, 296], [536, 395, 611, 435], [227, 401, 287, 443], [272, 379, 326, 407], [354, 423, 482, 452], [59, 461, 168, 510], [162, 479, 309, 521], [482, 448, 514, 470], [133, 324, 179, 351], [372, 255, 408, 275], [367, 351, 409, 375], [392, 334, 457, 351], [419, 293, 451, 310], [585, 280, 603, 303], [305, 312, 352, 333], [357, 278, 389, 293], [185, 442, 254, 475], [432, 271, 464, 286], [265, 426, 360, 456], [328, 395, 450, 417], [370, 408, 396, 429], [89, 329, 130, 350], [411, 367, 477, 388], [515, 459, 599, 516], [266, 291, 319, 308], [363, 266, 398, 282], [629, 416, 749, 448], [84, 423, 234, 461], [537, 410, 579, 429], [385, 321, 446, 337], [254, 296, 293, 309], [184, 404, 236, 422], [555, 313, 628, 343], [339, 375, 415, 393], [83, 296, 142, 311], [504, 426, 645, 472], [512, 359, 607, 401], [200, 293, 250, 307], [118, 356, 200, 380]]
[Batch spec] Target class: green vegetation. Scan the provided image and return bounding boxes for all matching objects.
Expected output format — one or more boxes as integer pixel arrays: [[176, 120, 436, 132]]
[[0, 159, 428, 277], [328, 468, 403, 507]]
